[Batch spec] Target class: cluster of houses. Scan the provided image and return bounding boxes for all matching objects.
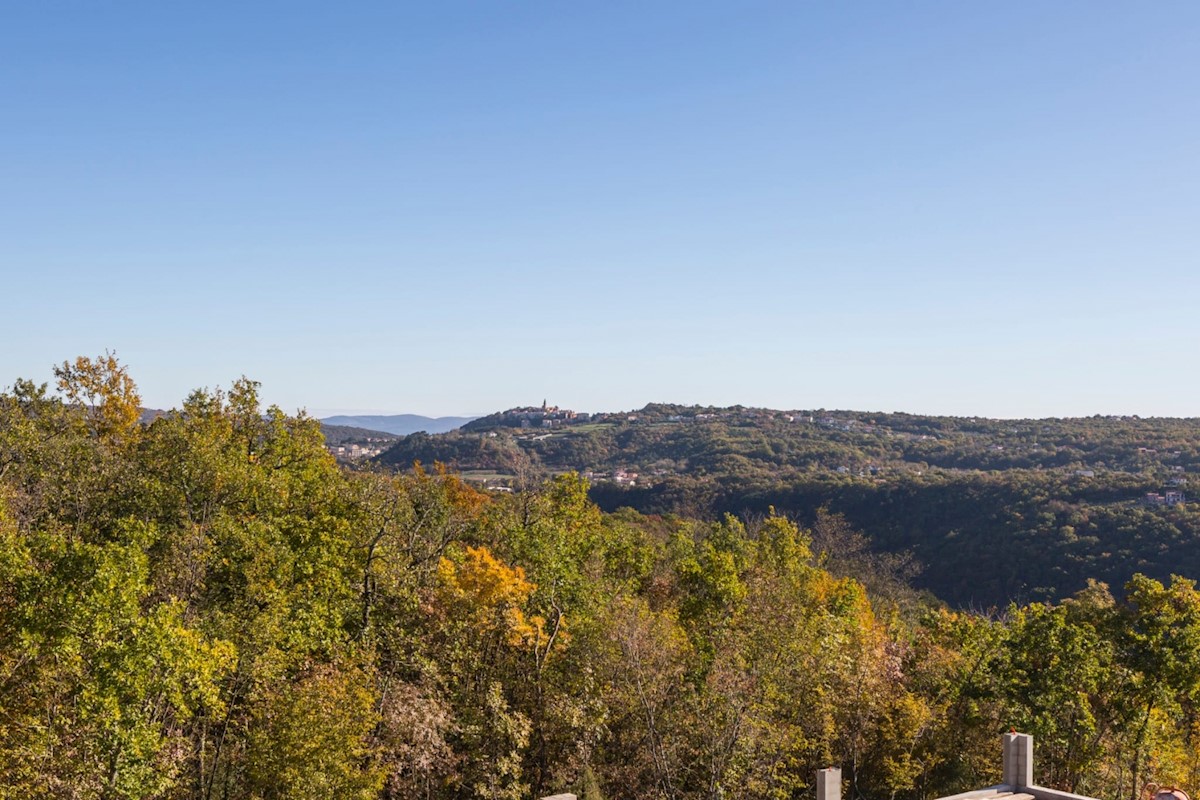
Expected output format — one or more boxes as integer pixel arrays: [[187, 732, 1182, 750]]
[[499, 402, 588, 429], [817, 416, 879, 433], [582, 469, 639, 485], [1143, 490, 1187, 507], [328, 443, 387, 461]]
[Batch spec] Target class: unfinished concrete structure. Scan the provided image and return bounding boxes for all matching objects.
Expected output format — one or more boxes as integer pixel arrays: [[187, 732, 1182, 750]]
[[537, 732, 1100, 800], [817, 733, 1102, 800]]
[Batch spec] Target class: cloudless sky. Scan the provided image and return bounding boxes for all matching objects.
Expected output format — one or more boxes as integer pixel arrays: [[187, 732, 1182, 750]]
[[3, 2, 1199, 418]]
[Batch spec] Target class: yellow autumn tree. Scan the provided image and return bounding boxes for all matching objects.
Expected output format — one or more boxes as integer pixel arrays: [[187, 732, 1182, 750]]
[[432, 544, 549, 799], [437, 544, 547, 647], [54, 352, 142, 445]]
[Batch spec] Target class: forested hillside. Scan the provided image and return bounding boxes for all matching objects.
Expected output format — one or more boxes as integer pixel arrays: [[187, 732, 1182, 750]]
[[319, 423, 400, 446], [378, 404, 1200, 607], [9, 360, 1200, 799], [321, 414, 478, 436]]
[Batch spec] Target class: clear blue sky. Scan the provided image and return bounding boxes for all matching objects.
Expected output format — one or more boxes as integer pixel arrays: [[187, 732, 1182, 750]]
[[3, 2, 1198, 418]]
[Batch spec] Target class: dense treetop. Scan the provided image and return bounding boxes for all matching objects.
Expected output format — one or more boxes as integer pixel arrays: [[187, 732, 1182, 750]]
[[7, 361, 1200, 799]]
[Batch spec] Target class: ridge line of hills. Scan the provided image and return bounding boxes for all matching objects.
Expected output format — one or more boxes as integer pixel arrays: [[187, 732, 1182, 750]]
[[319, 413, 479, 436], [363, 402, 1200, 609]]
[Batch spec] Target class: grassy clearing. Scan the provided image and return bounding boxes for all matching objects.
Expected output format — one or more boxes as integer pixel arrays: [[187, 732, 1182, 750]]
[[563, 423, 616, 433]]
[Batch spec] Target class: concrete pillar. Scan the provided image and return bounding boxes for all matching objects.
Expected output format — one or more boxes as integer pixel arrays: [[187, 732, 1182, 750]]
[[817, 767, 842, 800], [1002, 732, 1033, 788]]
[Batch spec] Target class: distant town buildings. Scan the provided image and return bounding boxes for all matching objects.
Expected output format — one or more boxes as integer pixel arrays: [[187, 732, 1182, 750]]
[[496, 402, 579, 429], [1143, 490, 1186, 507], [613, 470, 638, 485], [329, 443, 387, 460]]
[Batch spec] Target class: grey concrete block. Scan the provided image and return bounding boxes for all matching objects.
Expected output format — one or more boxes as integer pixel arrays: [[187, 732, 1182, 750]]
[[1003, 732, 1033, 788], [818, 767, 842, 800]]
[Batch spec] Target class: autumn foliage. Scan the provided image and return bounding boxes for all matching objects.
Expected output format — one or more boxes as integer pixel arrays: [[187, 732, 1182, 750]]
[[7, 358, 1200, 799]]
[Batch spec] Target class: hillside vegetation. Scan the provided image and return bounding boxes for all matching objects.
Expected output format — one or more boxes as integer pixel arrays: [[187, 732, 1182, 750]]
[[378, 403, 1200, 607], [319, 423, 400, 446], [8, 360, 1200, 800], [321, 414, 478, 436]]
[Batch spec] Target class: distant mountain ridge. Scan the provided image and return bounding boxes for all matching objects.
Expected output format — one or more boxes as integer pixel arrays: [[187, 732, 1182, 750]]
[[319, 424, 400, 447], [374, 402, 1200, 607], [320, 414, 478, 436]]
